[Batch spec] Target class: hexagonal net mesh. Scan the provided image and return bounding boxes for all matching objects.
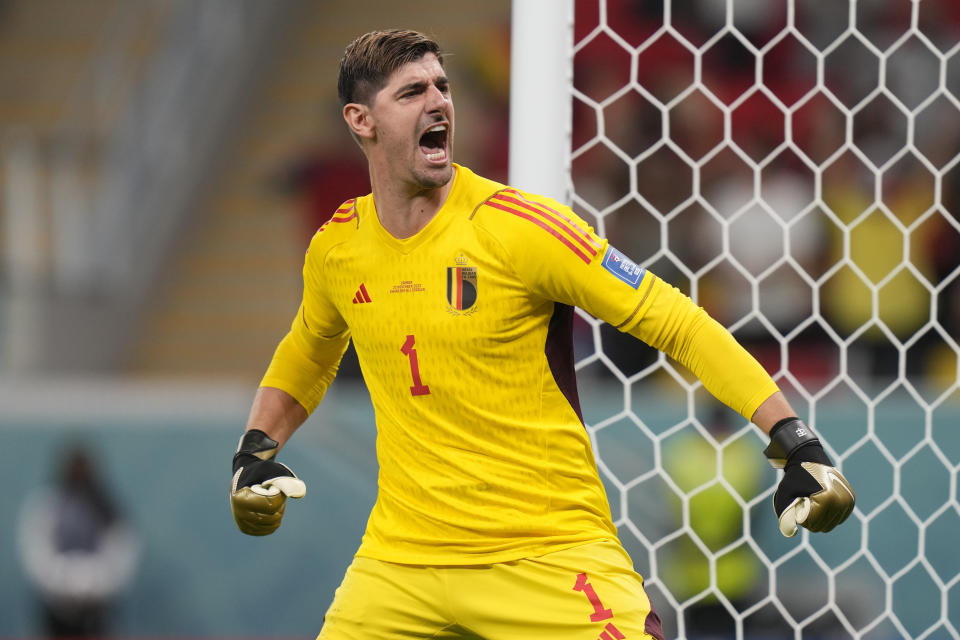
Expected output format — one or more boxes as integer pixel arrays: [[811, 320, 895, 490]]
[[567, 1, 960, 638]]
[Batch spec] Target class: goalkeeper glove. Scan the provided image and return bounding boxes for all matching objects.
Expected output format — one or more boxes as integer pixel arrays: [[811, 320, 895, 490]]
[[765, 417, 855, 538], [230, 429, 306, 536]]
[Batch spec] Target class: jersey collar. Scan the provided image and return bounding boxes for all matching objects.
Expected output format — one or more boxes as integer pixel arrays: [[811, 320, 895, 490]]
[[366, 164, 464, 254]]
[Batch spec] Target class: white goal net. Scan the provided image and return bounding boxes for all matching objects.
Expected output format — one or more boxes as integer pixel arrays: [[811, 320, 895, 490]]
[[538, 1, 960, 638]]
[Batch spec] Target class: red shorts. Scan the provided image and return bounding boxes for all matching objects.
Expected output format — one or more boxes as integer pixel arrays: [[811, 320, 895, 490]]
[[317, 539, 664, 639]]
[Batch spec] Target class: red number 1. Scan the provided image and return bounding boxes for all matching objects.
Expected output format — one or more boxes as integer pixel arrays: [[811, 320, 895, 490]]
[[573, 573, 613, 622], [401, 335, 431, 396]]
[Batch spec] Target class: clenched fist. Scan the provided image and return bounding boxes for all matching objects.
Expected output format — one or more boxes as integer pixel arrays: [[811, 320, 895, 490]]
[[765, 418, 855, 537], [230, 429, 306, 536]]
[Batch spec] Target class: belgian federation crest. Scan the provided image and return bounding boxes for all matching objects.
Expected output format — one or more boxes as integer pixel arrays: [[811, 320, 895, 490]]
[[446, 255, 478, 315]]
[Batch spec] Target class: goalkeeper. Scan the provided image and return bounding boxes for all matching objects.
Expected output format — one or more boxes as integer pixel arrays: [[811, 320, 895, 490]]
[[229, 29, 855, 639]]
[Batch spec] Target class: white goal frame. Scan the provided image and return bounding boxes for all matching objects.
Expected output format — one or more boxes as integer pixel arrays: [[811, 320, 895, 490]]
[[510, 1, 960, 638]]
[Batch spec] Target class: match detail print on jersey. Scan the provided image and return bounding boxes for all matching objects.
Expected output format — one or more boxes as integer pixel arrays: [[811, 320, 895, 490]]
[[601, 246, 645, 289]]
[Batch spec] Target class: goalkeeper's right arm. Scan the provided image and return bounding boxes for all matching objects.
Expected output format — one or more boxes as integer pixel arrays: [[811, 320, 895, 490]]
[[229, 387, 309, 536]]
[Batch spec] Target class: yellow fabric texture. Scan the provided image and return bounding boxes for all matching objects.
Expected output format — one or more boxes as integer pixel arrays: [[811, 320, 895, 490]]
[[260, 164, 778, 564], [318, 540, 662, 640], [622, 279, 779, 420]]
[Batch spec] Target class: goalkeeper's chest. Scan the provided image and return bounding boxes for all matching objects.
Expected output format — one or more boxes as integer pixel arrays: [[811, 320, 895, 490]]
[[330, 245, 547, 355]]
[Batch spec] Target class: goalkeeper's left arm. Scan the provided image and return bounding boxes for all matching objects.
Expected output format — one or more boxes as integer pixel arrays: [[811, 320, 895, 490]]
[[623, 275, 855, 537], [475, 196, 855, 537]]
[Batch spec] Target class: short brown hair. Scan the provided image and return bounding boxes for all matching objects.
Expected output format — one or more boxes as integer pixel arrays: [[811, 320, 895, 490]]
[[337, 29, 444, 106]]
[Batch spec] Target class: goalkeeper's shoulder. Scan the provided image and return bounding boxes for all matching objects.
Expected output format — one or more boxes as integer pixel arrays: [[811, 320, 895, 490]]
[[309, 197, 365, 245], [304, 195, 372, 279], [469, 182, 603, 265]]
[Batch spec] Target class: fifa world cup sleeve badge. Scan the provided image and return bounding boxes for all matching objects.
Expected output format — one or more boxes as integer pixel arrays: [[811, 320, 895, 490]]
[[601, 246, 645, 289]]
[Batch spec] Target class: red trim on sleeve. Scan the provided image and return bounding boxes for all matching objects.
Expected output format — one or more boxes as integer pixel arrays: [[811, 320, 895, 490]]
[[497, 191, 600, 257], [483, 200, 592, 264], [334, 199, 356, 213]]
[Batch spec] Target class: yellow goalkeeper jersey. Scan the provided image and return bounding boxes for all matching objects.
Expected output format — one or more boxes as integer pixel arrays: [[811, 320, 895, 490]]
[[261, 164, 778, 564]]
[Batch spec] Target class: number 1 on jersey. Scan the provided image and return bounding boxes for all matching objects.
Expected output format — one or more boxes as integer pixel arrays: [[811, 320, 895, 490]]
[[401, 334, 431, 396]]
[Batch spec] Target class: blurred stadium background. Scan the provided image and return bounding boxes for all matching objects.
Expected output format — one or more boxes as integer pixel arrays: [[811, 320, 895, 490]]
[[0, 0, 958, 638]]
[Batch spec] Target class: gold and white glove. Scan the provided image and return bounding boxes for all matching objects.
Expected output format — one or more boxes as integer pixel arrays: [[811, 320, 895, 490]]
[[230, 429, 306, 536], [765, 418, 855, 537]]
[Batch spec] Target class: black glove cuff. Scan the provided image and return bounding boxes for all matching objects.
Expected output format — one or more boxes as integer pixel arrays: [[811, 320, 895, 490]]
[[233, 429, 279, 472], [764, 418, 820, 467], [765, 418, 816, 459]]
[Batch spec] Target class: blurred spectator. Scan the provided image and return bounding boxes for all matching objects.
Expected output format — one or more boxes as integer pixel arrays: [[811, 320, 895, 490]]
[[660, 410, 766, 638], [820, 155, 935, 382], [571, 0, 960, 391], [17, 443, 139, 639], [455, 21, 511, 184], [273, 129, 371, 243]]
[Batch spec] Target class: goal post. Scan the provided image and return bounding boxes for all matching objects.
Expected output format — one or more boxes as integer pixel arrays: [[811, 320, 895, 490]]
[[510, 1, 960, 638], [509, 0, 574, 203]]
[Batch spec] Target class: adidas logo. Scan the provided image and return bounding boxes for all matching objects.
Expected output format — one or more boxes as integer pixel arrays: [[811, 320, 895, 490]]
[[352, 283, 372, 304]]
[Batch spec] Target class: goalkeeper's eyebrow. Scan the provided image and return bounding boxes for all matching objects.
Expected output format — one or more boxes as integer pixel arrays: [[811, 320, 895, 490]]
[[394, 76, 450, 98]]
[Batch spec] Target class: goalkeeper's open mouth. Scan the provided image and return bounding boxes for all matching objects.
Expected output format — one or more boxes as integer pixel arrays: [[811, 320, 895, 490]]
[[418, 122, 449, 165]]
